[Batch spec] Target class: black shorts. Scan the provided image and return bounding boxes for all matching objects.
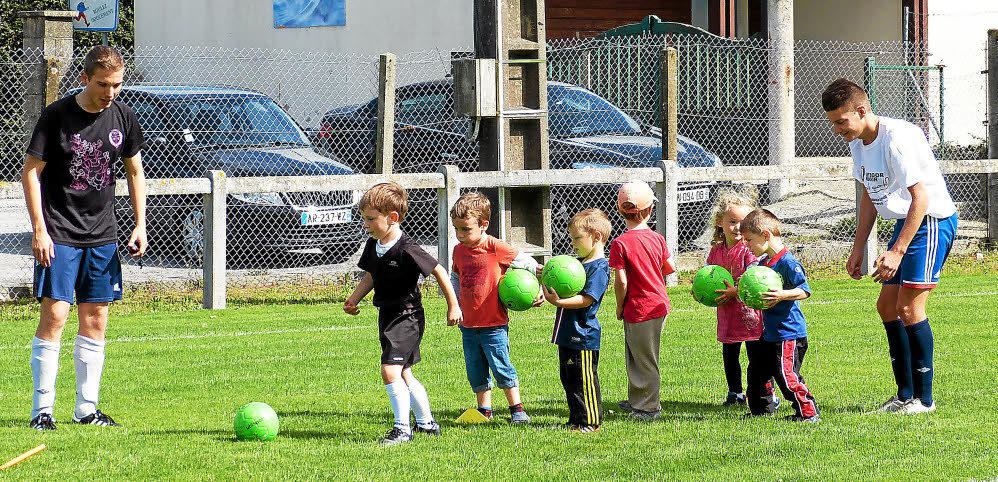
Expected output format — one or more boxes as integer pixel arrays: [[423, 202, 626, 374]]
[[378, 305, 425, 366]]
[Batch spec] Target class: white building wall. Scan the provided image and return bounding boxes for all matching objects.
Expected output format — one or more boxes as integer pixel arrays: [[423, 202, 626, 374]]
[[133, 0, 473, 126]]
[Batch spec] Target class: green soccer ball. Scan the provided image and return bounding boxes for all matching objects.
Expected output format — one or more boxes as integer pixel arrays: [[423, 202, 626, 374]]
[[737, 265, 784, 310], [498, 268, 539, 312], [692, 264, 734, 307], [234, 402, 279, 441], [541, 255, 587, 298]]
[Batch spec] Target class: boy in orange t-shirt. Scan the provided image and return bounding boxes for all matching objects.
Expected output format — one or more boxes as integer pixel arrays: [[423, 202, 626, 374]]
[[450, 192, 540, 423]]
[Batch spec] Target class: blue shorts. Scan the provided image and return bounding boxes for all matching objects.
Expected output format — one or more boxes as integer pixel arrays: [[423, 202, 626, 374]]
[[33, 243, 123, 304], [885, 213, 957, 289], [459, 325, 520, 392]]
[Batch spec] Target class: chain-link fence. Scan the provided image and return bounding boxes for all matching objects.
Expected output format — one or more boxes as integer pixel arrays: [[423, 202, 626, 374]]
[[0, 34, 992, 301]]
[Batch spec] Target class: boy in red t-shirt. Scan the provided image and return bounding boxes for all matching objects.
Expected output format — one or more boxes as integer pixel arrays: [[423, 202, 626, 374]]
[[450, 192, 540, 423], [609, 181, 677, 420]]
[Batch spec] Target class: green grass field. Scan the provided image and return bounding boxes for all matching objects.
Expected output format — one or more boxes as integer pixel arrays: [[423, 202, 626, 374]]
[[1, 268, 997, 480]]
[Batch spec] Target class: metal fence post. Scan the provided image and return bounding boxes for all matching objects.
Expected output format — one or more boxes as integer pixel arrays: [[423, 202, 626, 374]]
[[436, 165, 461, 273], [203, 170, 226, 309], [660, 47, 678, 163], [656, 160, 679, 287], [855, 181, 877, 275], [376, 52, 397, 174], [987, 29, 998, 245]]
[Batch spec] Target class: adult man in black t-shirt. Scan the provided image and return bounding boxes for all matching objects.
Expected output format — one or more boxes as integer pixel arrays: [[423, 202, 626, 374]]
[[22, 46, 147, 430]]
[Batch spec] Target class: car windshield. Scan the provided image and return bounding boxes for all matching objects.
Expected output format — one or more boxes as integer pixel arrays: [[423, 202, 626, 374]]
[[548, 86, 641, 138], [170, 96, 310, 148]]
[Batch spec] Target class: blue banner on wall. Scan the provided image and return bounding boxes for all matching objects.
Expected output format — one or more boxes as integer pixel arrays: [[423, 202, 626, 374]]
[[274, 0, 346, 28]]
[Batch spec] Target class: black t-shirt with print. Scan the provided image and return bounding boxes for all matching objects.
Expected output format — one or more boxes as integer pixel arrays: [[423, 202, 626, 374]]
[[27, 95, 144, 247], [358, 233, 440, 309]]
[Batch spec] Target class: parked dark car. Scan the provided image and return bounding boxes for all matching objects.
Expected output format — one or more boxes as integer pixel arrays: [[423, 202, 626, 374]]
[[99, 85, 366, 266], [314, 80, 722, 250]]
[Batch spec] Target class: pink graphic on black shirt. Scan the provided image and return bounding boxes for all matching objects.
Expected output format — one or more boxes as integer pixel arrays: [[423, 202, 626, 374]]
[[68, 133, 112, 191]]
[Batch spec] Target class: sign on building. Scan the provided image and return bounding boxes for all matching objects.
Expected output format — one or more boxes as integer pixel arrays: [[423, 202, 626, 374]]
[[68, 0, 119, 32]]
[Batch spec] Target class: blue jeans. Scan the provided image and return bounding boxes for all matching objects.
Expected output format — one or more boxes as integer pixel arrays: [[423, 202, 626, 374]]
[[460, 325, 519, 392]]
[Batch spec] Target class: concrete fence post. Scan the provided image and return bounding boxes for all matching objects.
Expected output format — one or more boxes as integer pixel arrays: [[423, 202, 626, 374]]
[[436, 165, 461, 273], [19, 11, 74, 177], [660, 47, 678, 163], [855, 181, 878, 275], [203, 170, 227, 309], [376, 52, 397, 174], [656, 160, 679, 287], [766, 0, 794, 203], [987, 29, 998, 245]]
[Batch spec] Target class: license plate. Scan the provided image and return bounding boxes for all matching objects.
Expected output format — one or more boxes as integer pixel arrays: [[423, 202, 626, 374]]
[[678, 187, 709, 204], [300, 209, 352, 226]]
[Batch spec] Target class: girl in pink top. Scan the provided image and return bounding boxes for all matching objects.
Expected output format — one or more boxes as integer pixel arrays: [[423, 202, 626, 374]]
[[703, 187, 765, 406]]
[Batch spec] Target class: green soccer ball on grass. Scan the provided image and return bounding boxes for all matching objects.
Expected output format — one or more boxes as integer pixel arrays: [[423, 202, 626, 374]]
[[737, 265, 783, 310], [541, 255, 587, 298], [691, 264, 734, 307], [234, 402, 279, 441], [498, 268, 539, 312]]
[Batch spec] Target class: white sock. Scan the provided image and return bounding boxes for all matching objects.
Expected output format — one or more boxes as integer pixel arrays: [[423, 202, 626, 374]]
[[73, 335, 106, 420], [385, 380, 411, 433], [31, 337, 61, 419], [407, 377, 435, 427]]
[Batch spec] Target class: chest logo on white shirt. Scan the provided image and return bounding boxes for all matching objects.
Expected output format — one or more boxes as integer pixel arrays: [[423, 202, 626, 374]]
[[861, 165, 889, 194]]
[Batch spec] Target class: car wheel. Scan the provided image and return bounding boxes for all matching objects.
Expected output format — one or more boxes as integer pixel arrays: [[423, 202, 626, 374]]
[[181, 210, 205, 264]]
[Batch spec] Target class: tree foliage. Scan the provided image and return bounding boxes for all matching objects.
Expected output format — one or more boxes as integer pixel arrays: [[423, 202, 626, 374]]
[[0, 0, 134, 55]]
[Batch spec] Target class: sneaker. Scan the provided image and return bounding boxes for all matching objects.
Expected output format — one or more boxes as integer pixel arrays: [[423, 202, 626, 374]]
[[617, 400, 635, 413], [29, 413, 57, 431], [414, 421, 441, 435], [773, 395, 781, 410], [477, 407, 494, 419], [72, 410, 121, 427], [867, 395, 907, 414], [898, 398, 936, 415], [628, 410, 661, 421], [571, 425, 600, 433], [510, 409, 531, 424], [723, 392, 747, 406], [784, 414, 821, 423], [379, 426, 413, 445]]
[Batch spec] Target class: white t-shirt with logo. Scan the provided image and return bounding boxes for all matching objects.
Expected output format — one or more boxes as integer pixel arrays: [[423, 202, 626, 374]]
[[850, 116, 957, 220]]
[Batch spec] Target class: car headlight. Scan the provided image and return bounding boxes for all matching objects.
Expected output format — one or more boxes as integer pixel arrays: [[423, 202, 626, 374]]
[[352, 189, 365, 206], [231, 192, 285, 206]]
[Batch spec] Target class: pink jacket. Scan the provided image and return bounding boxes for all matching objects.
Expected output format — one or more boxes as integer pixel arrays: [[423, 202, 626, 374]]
[[707, 242, 763, 343]]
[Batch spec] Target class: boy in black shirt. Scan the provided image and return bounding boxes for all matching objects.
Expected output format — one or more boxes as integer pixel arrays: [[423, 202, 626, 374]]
[[22, 46, 146, 430], [344, 182, 462, 445]]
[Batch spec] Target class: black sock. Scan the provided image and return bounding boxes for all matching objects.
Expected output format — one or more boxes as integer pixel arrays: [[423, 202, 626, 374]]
[[905, 319, 934, 406], [883, 319, 914, 400]]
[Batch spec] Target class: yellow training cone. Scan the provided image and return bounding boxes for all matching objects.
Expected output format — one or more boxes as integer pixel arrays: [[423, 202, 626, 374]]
[[455, 408, 490, 424]]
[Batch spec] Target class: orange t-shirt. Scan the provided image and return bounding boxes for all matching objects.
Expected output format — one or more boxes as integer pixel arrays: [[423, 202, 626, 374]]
[[452, 235, 518, 328]]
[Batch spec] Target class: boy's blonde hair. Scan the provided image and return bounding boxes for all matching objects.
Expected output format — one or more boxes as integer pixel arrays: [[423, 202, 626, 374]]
[[740, 208, 782, 237], [710, 184, 760, 245], [83, 46, 125, 77], [449, 192, 491, 225], [359, 182, 408, 220], [570, 209, 612, 242]]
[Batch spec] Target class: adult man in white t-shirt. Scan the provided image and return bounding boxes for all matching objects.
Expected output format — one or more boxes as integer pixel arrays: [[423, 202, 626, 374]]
[[822, 78, 958, 415]]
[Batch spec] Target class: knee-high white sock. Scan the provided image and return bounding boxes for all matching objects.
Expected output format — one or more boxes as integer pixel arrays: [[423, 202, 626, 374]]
[[73, 335, 106, 419], [407, 377, 434, 427], [385, 380, 411, 432], [31, 337, 61, 419]]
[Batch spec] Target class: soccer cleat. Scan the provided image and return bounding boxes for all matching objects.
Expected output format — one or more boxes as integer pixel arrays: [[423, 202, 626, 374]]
[[510, 408, 531, 424], [414, 421, 441, 435], [867, 395, 907, 414], [571, 425, 599, 433], [72, 410, 121, 427], [784, 414, 821, 423], [898, 399, 936, 415], [616, 400, 635, 413], [723, 392, 747, 406], [29, 413, 57, 431], [379, 426, 413, 445], [628, 410, 661, 421]]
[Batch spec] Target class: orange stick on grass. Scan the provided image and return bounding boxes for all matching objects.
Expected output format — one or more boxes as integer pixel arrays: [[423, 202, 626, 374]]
[[0, 444, 47, 470]]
